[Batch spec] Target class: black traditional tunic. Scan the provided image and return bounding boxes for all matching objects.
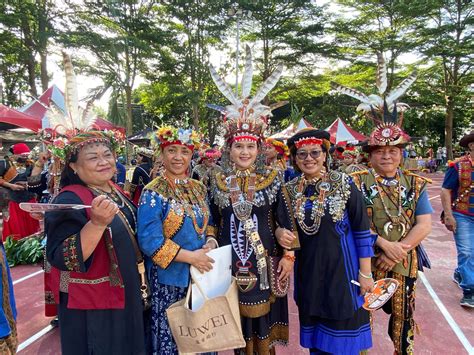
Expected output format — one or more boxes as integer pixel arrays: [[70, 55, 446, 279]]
[[286, 171, 374, 354], [46, 189, 145, 355], [131, 162, 152, 203], [209, 168, 295, 354]]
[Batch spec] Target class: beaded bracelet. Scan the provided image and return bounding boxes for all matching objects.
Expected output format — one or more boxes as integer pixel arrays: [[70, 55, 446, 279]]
[[359, 270, 373, 279], [283, 254, 296, 262]]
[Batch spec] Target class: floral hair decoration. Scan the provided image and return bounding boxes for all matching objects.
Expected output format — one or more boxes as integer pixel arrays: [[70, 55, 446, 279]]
[[153, 125, 201, 150], [199, 148, 222, 161], [47, 129, 125, 161]]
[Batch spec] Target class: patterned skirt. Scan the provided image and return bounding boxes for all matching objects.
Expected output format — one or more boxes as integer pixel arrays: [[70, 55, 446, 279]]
[[149, 267, 187, 355], [240, 296, 289, 355]]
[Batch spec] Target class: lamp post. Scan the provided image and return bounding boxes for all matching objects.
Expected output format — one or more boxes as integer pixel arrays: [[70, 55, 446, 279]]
[[228, 5, 251, 96]]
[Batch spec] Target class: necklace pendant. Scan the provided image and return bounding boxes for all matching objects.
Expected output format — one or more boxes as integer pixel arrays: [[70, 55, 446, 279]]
[[235, 264, 257, 293]]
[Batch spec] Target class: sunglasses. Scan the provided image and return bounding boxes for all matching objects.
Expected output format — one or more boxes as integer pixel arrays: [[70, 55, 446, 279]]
[[296, 150, 323, 160]]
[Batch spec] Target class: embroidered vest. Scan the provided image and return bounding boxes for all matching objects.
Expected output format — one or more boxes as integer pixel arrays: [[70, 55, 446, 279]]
[[352, 170, 428, 277], [453, 156, 474, 215], [50, 184, 125, 310]]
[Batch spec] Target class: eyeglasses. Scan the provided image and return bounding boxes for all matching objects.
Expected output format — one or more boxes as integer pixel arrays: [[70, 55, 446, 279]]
[[296, 150, 323, 160]]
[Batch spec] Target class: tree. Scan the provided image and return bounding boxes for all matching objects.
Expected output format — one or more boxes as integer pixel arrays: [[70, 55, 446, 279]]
[[139, 0, 230, 130], [59, 0, 168, 134], [0, 0, 55, 103], [417, 0, 473, 159]]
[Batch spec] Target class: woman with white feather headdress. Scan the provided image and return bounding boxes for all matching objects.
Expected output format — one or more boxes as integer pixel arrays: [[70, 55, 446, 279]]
[[207, 45, 299, 354], [43, 52, 147, 355], [335, 54, 433, 355]]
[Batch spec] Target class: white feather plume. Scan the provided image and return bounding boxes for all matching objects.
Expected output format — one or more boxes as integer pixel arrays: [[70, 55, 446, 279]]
[[80, 99, 97, 131], [248, 64, 283, 109], [331, 82, 371, 105], [47, 103, 70, 134], [376, 53, 388, 95], [385, 71, 417, 105], [62, 52, 80, 129], [209, 64, 240, 106], [46, 52, 98, 133], [241, 45, 253, 99]]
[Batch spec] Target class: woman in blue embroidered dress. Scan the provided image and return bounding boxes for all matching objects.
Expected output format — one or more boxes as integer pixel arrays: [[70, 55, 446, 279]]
[[137, 126, 215, 355], [280, 129, 375, 355]]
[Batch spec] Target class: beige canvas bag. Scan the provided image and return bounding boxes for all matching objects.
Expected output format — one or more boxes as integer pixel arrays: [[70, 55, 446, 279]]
[[166, 276, 245, 353]]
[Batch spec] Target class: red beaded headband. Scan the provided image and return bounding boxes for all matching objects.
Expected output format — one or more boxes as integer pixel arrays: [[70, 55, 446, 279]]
[[295, 137, 323, 149]]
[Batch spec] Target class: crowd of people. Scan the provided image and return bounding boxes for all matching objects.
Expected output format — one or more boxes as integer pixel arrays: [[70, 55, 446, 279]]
[[0, 50, 472, 355]]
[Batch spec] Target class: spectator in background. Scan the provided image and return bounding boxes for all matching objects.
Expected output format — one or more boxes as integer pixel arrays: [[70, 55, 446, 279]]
[[436, 147, 443, 170], [441, 130, 474, 308], [115, 157, 126, 189]]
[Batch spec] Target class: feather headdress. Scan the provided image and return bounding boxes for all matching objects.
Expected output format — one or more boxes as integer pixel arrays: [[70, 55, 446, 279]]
[[47, 52, 97, 135], [209, 45, 284, 144], [331, 53, 416, 150], [43, 52, 124, 160]]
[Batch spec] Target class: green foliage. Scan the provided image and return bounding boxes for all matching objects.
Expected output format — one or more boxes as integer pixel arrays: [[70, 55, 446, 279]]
[[4, 235, 44, 267], [0, 0, 55, 104]]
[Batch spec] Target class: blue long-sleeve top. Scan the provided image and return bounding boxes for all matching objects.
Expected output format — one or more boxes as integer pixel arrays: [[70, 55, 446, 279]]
[[137, 177, 210, 288], [0, 246, 17, 338]]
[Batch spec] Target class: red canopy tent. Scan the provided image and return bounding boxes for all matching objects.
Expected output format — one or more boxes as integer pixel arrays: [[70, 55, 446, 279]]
[[326, 118, 367, 144], [0, 104, 42, 132]]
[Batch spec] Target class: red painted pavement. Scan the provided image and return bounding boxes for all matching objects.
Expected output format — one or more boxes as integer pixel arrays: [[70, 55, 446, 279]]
[[9, 173, 473, 354]]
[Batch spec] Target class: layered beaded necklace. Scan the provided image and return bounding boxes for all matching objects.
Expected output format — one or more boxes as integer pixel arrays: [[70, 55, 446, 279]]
[[227, 166, 269, 291], [371, 169, 406, 236], [294, 173, 329, 235], [164, 174, 209, 236]]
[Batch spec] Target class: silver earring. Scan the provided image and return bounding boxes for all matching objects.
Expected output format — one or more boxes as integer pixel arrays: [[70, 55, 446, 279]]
[[73, 170, 77, 175]]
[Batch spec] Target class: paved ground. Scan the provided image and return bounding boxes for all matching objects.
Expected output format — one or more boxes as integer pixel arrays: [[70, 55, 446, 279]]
[[8, 173, 474, 354]]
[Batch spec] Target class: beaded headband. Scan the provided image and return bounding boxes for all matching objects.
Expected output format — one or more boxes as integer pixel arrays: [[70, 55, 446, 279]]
[[295, 137, 323, 149]]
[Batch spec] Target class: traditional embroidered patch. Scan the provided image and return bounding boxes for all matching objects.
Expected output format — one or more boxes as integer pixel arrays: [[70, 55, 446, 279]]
[[163, 209, 184, 240], [62, 234, 81, 272], [152, 239, 180, 269]]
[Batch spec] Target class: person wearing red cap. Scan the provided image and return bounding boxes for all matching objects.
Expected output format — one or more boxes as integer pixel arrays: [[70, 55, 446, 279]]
[[1, 143, 40, 241]]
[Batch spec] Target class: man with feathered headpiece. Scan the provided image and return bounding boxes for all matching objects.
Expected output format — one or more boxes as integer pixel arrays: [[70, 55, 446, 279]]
[[333, 53, 433, 355]]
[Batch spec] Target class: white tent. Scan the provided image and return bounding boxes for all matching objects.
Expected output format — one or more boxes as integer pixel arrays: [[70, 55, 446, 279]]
[[270, 118, 312, 139]]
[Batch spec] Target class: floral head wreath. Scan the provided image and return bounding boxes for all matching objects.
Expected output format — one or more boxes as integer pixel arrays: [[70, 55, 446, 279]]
[[331, 53, 416, 151], [265, 138, 289, 157], [199, 148, 222, 161], [153, 125, 201, 150], [209, 45, 285, 145], [39, 52, 125, 162]]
